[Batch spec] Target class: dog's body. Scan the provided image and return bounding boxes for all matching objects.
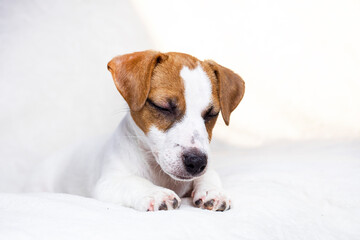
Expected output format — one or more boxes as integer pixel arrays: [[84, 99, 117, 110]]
[[31, 51, 245, 211]]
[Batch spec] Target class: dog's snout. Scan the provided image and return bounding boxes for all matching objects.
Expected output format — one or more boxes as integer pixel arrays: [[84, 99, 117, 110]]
[[183, 150, 207, 175]]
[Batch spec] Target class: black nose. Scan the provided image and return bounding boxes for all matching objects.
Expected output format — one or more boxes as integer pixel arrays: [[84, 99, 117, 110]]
[[183, 150, 207, 175]]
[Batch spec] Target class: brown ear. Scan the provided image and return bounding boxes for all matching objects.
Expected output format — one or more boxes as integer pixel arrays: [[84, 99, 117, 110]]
[[205, 60, 245, 125], [107, 50, 168, 111]]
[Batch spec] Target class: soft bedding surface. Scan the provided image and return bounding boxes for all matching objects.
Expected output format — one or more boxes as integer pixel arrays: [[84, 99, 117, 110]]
[[1, 141, 359, 240]]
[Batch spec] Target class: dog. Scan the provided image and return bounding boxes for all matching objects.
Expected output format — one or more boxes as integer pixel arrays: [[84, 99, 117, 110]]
[[32, 50, 245, 211]]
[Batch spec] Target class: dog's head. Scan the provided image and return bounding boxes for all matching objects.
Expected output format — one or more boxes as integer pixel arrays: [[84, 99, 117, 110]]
[[108, 50, 245, 181]]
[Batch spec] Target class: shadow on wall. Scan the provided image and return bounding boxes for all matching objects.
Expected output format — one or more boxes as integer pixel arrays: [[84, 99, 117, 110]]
[[0, 0, 153, 161]]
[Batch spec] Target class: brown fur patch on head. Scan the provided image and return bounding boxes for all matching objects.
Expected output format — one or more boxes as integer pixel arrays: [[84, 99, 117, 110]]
[[131, 52, 200, 133], [107, 50, 168, 111]]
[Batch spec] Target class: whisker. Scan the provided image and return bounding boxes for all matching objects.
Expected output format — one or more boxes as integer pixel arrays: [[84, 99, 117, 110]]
[[112, 107, 130, 115]]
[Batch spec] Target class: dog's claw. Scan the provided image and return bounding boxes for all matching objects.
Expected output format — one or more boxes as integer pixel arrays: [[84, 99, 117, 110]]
[[158, 202, 168, 210], [195, 199, 203, 206], [157, 197, 180, 210], [216, 201, 227, 211], [204, 199, 214, 210], [172, 198, 179, 209]]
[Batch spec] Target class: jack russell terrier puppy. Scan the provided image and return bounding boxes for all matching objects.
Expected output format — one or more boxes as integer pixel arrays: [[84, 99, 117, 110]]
[[33, 50, 245, 212]]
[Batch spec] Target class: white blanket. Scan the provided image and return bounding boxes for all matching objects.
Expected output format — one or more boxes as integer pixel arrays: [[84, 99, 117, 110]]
[[1, 141, 359, 240]]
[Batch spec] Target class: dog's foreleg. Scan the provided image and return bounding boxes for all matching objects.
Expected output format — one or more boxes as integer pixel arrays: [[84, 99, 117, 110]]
[[93, 174, 181, 211], [192, 169, 231, 211]]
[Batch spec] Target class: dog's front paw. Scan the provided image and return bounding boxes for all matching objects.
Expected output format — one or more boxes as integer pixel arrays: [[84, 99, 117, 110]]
[[135, 188, 181, 212], [192, 187, 231, 211]]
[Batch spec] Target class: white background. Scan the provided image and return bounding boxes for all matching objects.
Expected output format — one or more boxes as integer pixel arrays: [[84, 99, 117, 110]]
[[132, 0, 360, 146], [1, 0, 359, 158]]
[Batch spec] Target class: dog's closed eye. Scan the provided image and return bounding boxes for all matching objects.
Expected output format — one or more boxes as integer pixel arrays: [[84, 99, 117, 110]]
[[147, 99, 177, 115], [203, 106, 219, 122]]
